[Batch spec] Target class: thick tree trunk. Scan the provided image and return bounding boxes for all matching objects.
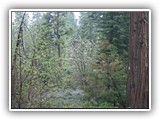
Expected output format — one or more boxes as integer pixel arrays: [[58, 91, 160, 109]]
[[127, 12, 149, 108]]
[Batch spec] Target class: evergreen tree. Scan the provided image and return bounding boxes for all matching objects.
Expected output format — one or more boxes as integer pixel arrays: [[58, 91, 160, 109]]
[[96, 12, 129, 63], [11, 10, 149, 109]]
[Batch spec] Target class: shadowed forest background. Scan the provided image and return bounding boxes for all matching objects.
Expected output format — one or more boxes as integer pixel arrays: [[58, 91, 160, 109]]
[[11, 11, 149, 109]]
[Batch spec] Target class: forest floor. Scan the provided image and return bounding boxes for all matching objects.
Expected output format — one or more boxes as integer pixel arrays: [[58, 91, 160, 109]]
[[41, 87, 85, 108]]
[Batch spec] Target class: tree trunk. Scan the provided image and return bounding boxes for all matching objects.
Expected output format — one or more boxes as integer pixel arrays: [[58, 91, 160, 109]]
[[11, 12, 26, 108], [127, 12, 149, 108], [56, 12, 61, 67]]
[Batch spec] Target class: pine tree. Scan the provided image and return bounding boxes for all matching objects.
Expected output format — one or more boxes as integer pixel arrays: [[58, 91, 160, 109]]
[[96, 12, 129, 63]]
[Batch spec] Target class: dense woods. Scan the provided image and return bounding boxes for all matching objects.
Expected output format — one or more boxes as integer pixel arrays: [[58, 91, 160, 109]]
[[11, 11, 149, 109]]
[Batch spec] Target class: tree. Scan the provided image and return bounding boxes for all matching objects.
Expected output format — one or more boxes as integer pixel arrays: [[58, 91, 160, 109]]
[[11, 11, 150, 109], [95, 12, 129, 64], [127, 12, 149, 108], [78, 12, 128, 108], [11, 12, 27, 108]]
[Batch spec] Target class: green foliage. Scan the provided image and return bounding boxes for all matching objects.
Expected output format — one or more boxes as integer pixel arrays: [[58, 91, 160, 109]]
[[81, 39, 127, 108], [11, 11, 128, 109], [95, 12, 129, 64]]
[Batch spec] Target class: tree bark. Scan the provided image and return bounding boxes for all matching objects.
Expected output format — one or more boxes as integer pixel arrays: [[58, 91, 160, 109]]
[[127, 12, 149, 108]]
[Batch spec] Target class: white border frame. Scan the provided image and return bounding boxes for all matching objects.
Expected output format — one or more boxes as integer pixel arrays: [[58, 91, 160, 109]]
[[9, 9, 151, 111]]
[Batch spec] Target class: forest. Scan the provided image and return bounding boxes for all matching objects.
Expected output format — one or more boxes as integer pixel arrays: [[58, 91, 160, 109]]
[[11, 11, 149, 109]]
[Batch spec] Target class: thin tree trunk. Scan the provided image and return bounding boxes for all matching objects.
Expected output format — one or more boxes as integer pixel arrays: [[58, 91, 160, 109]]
[[57, 12, 61, 67], [11, 12, 26, 108], [127, 12, 149, 108], [57, 39, 61, 67], [18, 46, 22, 108]]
